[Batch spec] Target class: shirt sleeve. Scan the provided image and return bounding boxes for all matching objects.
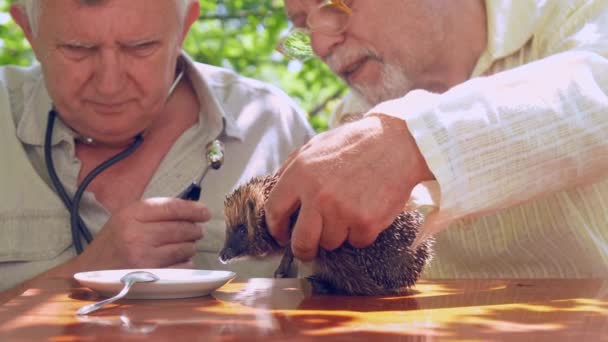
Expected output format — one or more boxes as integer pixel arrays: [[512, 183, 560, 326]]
[[367, 29, 608, 239]]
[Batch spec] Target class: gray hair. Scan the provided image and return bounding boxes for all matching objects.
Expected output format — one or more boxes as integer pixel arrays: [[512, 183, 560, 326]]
[[16, 0, 194, 36]]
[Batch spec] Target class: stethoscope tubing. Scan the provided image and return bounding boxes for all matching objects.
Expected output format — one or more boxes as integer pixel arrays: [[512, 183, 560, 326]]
[[44, 109, 143, 255]]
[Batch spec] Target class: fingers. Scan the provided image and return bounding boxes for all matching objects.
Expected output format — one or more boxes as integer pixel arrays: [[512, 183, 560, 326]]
[[84, 200, 209, 271], [318, 215, 349, 251], [169, 259, 195, 269], [265, 179, 301, 246], [266, 145, 310, 244], [348, 223, 382, 248], [290, 203, 322, 261], [153, 221, 204, 245], [153, 242, 198, 268], [137, 198, 212, 223], [346, 209, 396, 248]]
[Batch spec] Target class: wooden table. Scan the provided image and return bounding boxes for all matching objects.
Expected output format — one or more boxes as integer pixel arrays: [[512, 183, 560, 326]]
[[1, 278, 607, 341]]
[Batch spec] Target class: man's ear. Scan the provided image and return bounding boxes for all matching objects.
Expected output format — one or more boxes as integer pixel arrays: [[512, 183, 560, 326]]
[[179, 0, 200, 45], [10, 4, 36, 46]]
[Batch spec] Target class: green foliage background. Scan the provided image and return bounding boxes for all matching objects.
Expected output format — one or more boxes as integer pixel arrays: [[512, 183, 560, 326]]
[[0, 0, 347, 131]]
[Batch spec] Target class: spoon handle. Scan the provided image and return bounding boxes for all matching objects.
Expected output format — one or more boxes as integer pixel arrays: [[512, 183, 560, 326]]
[[179, 182, 202, 201], [77, 280, 135, 315]]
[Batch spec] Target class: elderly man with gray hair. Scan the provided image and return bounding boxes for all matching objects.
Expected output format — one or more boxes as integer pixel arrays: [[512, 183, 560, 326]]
[[0, 0, 314, 301]]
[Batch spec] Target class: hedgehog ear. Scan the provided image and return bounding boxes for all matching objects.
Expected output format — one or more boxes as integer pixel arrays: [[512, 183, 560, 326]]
[[245, 198, 257, 231]]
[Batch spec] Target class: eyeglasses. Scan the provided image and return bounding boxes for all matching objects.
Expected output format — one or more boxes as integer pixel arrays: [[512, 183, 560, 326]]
[[277, 0, 353, 61]]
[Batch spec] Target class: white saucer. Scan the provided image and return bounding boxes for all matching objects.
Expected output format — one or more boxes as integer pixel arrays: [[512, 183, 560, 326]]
[[74, 269, 236, 299]]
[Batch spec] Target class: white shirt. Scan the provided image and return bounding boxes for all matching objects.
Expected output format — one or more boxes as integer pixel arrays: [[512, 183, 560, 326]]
[[345, 0, 608, 278]]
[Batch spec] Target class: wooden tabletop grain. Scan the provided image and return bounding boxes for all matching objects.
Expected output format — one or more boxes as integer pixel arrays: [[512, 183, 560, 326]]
[[1, 277, 607, 341]]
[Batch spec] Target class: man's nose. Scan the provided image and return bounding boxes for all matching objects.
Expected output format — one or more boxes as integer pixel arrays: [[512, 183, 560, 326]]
[[93, 50, 127, 96], [310, 30, 346, 59]]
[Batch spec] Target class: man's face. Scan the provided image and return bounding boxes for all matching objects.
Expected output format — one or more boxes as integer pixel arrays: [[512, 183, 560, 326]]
[[23, 0, 190, 144], [284, 0, 451, 106]]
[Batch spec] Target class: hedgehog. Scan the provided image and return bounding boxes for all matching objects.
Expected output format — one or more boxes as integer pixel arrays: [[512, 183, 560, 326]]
[[219, 174, 434, 296]]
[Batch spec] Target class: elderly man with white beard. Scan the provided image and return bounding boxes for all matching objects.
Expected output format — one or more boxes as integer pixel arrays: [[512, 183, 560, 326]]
[[266, 0, 608, 279]]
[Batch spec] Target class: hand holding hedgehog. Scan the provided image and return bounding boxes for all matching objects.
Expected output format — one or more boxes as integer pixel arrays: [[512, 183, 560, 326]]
[[219, 175, 433, 296]]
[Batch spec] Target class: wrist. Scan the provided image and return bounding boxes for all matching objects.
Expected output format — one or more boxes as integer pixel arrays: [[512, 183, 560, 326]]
[[369, 113, 435, 188]]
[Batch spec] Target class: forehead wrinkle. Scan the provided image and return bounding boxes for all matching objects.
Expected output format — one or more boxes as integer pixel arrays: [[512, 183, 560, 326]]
[[42, 1, 179, 42]]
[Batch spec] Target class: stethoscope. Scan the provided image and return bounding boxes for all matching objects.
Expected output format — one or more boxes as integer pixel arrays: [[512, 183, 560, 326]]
[[44, 67, 225, 255]]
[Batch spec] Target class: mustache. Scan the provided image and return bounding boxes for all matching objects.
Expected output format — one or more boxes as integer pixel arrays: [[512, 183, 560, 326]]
[[324, 46, 383, 75]]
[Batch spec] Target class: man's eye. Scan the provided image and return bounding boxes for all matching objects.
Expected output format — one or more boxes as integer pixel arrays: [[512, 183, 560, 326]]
[[126, 43, 157, 57], [61, 45, 95, 60]]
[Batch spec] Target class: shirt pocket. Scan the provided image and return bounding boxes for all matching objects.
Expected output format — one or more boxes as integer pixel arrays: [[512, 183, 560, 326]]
[[0, 210, 72, 262]]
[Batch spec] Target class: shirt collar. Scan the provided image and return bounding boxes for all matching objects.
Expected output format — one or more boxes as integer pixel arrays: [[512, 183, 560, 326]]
[[472, 0, 542, 76], [16, 51, 244, 147], [180, 52, 244, 142], [15, 68, 63, 146]]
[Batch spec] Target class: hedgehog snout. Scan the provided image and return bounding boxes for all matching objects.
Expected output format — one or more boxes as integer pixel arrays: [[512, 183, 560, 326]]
[[219, 247, 235, 264]]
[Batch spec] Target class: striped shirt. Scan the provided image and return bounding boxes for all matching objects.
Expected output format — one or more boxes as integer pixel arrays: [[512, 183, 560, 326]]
[[346, 0, 608, 278]]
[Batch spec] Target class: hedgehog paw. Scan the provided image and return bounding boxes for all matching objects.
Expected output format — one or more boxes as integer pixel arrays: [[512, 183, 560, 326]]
[[306, 276, 339, 295], [273, 269, 288, 278]]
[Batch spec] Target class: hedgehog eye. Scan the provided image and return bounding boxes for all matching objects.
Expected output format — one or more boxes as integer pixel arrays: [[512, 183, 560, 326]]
[[235, 224, 247, 236]]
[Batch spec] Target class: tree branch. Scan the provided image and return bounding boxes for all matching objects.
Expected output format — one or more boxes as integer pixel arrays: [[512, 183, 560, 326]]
[[309, 87, 347, 117]]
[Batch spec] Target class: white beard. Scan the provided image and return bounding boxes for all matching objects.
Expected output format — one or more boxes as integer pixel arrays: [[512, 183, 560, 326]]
[[325, 46, 413, 107], [350, 62, 413, 107]]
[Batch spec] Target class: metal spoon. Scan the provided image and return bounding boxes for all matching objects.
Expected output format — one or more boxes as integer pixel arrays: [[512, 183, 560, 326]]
[[77, 271, 159, 316]]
